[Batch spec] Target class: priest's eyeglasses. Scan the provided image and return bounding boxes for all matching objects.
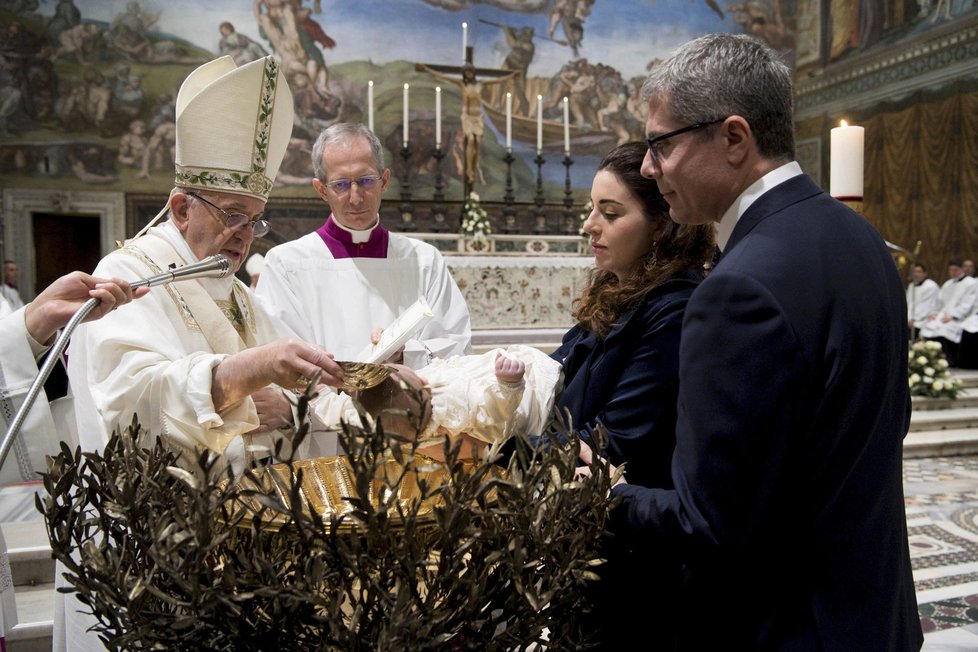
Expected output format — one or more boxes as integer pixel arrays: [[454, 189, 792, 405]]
[[323, 175, 382, 195], [646, 117, 727, 166], [186, 192, 270, 238]]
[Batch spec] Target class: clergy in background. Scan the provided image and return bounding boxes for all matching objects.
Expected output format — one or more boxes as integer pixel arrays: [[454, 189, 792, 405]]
[[1, 261, 24, 311], [907, 262, 940, 339], [919, 258, 978, 366], [256, 121, 471, 370]]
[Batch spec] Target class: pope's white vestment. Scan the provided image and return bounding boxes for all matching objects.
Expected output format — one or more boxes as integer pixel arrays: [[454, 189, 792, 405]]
[[59, 221, 290, 652], [257, 230, 472, 370], [67, 221, 283, 460]]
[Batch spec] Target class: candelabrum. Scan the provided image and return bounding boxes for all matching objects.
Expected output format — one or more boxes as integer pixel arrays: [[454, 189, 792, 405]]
[[398, 144, 414, 231], [562, 154, 577, 234], [502, 150, 517, 233], [430, 146, 448, 233], [533, 152, 547, 234]]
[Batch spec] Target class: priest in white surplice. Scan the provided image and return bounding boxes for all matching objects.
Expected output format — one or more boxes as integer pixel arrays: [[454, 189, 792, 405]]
[[919, 258, 978, 365], [256, 122, 472, 372], [906, 263, 940, 338], [0, 272, 142, 649], [1, 274, 144, 490], [0, 261, 24, 312]]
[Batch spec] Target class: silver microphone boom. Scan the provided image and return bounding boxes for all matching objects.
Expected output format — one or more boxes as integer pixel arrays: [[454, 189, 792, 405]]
[[131, 254, 233, 289]]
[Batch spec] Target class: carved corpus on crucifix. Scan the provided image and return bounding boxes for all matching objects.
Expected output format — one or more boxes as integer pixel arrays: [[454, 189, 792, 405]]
[[416, 46, 518, 196]]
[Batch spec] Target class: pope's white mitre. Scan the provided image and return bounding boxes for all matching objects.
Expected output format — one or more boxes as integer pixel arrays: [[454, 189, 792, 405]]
[[174, 55, 293, 201]]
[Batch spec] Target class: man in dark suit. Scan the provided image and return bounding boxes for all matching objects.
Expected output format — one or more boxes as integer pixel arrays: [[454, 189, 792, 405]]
[[589, 34, 922, 650]]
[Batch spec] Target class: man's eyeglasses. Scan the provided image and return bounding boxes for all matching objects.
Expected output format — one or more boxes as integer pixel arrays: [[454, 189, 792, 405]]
[[322, 175, 382, 195], [646, 117, 727, 166], [186, 191, 270, 237]]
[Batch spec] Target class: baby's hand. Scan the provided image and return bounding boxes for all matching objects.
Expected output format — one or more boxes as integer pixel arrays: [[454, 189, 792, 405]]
[[494, 353, 525, 384]]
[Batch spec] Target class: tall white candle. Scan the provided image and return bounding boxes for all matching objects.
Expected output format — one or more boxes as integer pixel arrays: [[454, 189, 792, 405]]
[[562, 96, 570, 155], [462, 22, 468, 62], [505, 92, 512, 151], [830, 120, 864, 198], [435, 86, 442, 149], [402, 83, 409, 147], [536, 94, 543, 154], [367, 80, 374, 132]]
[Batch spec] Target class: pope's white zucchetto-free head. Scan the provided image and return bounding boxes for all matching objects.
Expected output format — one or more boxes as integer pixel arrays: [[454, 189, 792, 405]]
[[174, 55, 294, 202]]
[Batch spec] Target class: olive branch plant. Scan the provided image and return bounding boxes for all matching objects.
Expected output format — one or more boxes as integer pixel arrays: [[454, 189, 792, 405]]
[[40, 384, 616, 651]]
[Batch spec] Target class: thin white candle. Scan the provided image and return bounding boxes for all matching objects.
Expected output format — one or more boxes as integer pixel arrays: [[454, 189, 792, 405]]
[[403, 83, 409, 147], [435, 86, 442, 149], [830, 119, 864, 198], [536, 94, 543, 154], [462, 22, 468, 62], [562, 96, 570, 155], [367, 80, 374, 132], [505, 92, 512, 151]]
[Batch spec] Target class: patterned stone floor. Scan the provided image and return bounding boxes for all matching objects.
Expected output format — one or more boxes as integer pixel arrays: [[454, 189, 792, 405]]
[[905, 454, 978, 650]]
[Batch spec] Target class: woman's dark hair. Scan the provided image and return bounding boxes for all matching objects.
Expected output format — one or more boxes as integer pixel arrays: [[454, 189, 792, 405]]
[[572, 142, 714, 338]]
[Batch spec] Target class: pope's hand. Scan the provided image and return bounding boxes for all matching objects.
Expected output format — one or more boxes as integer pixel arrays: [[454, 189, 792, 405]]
[[251, 386, 295, 433], [260, 338, 343, 391], [212, 339, 343, 411]]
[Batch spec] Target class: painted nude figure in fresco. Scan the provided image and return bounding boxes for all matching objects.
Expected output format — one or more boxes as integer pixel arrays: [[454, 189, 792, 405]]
[[254, 0, 334, 93]]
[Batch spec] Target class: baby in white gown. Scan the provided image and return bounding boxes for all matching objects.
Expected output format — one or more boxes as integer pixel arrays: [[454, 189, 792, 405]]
[[416, 344, 563, 445], [316, 344, 563, 447]]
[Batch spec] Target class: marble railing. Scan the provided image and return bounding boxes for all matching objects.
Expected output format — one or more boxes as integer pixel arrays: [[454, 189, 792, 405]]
[[411, 232, 589, 257], [445, 254, 593, 331]]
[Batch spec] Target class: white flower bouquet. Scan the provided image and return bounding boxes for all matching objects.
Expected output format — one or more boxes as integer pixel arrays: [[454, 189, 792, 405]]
[[908, 340, 962, 399], [460, 192, 492, 244], [579, 199, 592, 238]]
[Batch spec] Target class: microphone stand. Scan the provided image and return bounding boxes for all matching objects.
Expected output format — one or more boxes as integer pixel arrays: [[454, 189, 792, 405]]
[[0, 254, 231, 471]]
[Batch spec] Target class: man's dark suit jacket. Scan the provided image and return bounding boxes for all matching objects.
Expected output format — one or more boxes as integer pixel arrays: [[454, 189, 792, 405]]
[[613, 174, 923, 651]]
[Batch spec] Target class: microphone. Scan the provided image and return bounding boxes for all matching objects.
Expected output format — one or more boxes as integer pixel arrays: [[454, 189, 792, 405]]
[[131, 254, 233, 289], [0, 254, 234, 472]]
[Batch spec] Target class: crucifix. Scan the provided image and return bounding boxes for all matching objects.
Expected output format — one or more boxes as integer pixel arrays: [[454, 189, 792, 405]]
[[416, 46, 518, 198]]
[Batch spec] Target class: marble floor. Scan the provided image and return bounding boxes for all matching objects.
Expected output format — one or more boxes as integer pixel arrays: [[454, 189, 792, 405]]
[[906, 454, 978, 650]]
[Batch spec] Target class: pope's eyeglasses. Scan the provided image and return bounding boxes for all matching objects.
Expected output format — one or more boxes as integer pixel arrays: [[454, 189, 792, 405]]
[[323, 175, 382, 195], [646, 117, 727, 166], [186, 192, 270, 238]]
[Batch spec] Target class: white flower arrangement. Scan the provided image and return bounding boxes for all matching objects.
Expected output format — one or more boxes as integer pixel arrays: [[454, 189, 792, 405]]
[[579, 199, 592, 238], [460, 192, 492, 243], [908, 340, 962, 399]]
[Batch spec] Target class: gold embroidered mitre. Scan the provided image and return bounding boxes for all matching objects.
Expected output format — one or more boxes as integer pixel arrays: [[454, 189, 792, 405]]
[[174, 55, 294, 201]]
